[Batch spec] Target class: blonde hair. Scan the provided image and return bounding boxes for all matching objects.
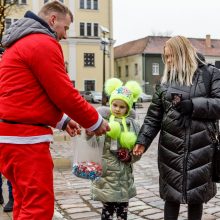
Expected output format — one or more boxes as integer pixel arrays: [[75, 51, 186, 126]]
[[161, 36, 198, 86], [38, 1, 73, 22]]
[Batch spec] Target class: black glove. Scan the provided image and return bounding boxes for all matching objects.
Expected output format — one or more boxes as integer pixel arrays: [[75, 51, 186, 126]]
[[175, 100, 193, 115]]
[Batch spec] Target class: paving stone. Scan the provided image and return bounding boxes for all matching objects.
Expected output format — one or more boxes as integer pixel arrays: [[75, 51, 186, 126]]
[[202, 214, 217, 220], [204, 207, 220, 215], [69, 211, 99, 219], [129, 200, 146, 207], [146, 212, 164, 219], [65, 206, 91, 214], [60, 203, 87, 209], [129, 205, 150, 212], [139, 208, 161, 216]]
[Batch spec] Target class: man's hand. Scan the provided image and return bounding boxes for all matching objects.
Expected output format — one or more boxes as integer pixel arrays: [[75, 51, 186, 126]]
[[133, 144, 145, 156], [93, 119, 110, 136], [65, 119, 81, 137]]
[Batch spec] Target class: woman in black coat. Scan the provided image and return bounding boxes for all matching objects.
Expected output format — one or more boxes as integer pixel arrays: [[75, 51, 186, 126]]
[[133, 36, 220, 220]]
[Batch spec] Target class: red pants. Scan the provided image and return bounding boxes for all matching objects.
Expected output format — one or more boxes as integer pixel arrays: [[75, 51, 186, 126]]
[[0, 143, 54, 220]]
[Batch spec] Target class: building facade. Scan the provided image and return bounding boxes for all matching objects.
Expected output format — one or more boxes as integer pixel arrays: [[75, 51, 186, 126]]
[[114, 35, 220, 95], [4, 0, 114, 92]]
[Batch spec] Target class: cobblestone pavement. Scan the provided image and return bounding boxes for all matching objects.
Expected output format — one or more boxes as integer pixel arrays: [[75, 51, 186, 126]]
[[51, 103, 220, 220], [1, 103, 220, 219]]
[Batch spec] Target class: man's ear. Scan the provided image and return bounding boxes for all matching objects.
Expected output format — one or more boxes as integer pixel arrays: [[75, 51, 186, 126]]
[[48, 14, 56, 27]]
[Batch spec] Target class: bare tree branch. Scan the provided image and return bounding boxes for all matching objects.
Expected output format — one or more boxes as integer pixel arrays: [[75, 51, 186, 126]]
[[0, 0, 19, 46]]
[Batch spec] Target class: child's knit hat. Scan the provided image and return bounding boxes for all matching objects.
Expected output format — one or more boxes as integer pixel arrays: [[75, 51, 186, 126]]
[[105, 78, 142, 150], [105, 78, 142, 115]]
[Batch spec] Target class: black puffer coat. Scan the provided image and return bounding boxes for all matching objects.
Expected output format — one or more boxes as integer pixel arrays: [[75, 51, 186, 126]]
[[137, 64, 220, 204]]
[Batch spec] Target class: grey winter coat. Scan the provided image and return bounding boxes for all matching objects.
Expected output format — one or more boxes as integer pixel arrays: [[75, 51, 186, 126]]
[[91, 106, 141, 202], [136, 64, 220, 204]]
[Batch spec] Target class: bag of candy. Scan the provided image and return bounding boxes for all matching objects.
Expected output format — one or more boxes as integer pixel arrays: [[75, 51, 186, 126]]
[[72, 132, 104, 181]]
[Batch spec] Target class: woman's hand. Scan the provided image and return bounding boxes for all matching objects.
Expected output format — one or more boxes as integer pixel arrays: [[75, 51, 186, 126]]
[[133, 144, 145, 156]]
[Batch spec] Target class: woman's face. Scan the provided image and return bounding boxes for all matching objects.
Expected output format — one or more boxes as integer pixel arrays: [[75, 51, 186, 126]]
[[111, 99, 128, 117], [164, 46, 173, 68]]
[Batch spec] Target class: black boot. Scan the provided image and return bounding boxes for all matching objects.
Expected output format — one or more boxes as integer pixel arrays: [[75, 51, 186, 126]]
[[3, 197, 13, 212], [0, 193, 4, 204]]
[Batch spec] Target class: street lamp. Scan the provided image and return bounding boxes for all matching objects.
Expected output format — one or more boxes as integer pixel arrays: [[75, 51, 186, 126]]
[[100, 26, 109, 106]]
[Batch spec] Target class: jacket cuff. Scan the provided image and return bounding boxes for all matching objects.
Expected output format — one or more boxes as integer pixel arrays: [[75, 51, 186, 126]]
[[56, 114, 69, 130], [86, 113, 103, 132], [62, 117, 71, 130]]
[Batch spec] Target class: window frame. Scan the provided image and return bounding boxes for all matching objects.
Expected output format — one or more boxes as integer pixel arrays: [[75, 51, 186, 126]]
[[86, 23, 92, 36], [134, 63, 138, 75], [125, 65, 129, 77], [93, 23, 98, 37], [79, 0, 84, 9], [84, 80, 95, 91], [87, 0, 91, 9], [80, 22, 85, 36], [93, 0, 98, 10], [84, 53, 95, 67], [152, 63, 159, 75]]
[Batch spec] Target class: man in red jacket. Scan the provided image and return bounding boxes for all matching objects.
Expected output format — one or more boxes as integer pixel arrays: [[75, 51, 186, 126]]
[[0, 2, 109, 220]]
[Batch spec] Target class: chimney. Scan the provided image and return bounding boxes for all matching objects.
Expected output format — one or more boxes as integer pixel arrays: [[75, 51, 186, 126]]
[[205, 34, 211, 48]]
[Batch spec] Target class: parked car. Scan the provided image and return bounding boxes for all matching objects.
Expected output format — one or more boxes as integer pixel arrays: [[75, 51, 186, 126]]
[[84, 91, 102, 103], [137, 93, 152, 102]]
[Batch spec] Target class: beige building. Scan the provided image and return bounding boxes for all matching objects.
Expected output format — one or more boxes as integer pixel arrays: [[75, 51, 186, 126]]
[[4, 0, 114, 92]]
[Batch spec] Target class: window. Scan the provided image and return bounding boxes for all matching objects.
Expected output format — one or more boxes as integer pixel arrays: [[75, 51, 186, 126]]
[[71, 81, 75, 87], [87, 23, 91, 36], [87, 0, 91, 9], [80, 23, 85, 36], [80, 0, 98, 10], [20, 0, 27, 4], [84, 53, 95, 67], [5, 18, 12, 30], [85, 80, 95, 91], [80, 0, 84, 8], [152, 63, 159, 75], [94, 23, 98, 37], [64, 61, 69, 73], [118, 66, 121, 78], [44, 0, 63, 3], [125, 65, 129, 77], [80, 23, 99, 37], [135, 63, 138, 75], [215, 61, 220, 69], [93, 0, 98, 9]]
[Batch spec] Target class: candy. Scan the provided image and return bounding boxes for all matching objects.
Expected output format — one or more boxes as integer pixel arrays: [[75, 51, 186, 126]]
[[72, 161, 102, 180]]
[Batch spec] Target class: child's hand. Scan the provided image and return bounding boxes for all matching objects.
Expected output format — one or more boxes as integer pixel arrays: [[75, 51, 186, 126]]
[[85, 130, 94, 136], [133, 144, 145, 156]]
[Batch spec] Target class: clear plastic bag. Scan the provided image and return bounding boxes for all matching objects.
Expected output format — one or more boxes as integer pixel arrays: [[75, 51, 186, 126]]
[[72, 132, 104, 180]]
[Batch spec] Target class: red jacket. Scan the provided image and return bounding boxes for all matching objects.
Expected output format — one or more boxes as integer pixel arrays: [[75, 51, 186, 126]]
[[0, 33, 100, 143]]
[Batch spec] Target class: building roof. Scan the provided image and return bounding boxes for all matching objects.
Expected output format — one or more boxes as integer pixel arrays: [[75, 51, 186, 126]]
[[114, 37, 149, 59], [114, 36, 220, 58]]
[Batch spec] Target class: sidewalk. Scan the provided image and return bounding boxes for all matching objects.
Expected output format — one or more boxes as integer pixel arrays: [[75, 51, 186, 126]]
[[1, 103, 220, 219]]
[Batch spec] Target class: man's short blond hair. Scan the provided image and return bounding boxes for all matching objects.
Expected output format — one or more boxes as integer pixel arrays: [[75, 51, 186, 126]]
[[38, 1, 73, 22]]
